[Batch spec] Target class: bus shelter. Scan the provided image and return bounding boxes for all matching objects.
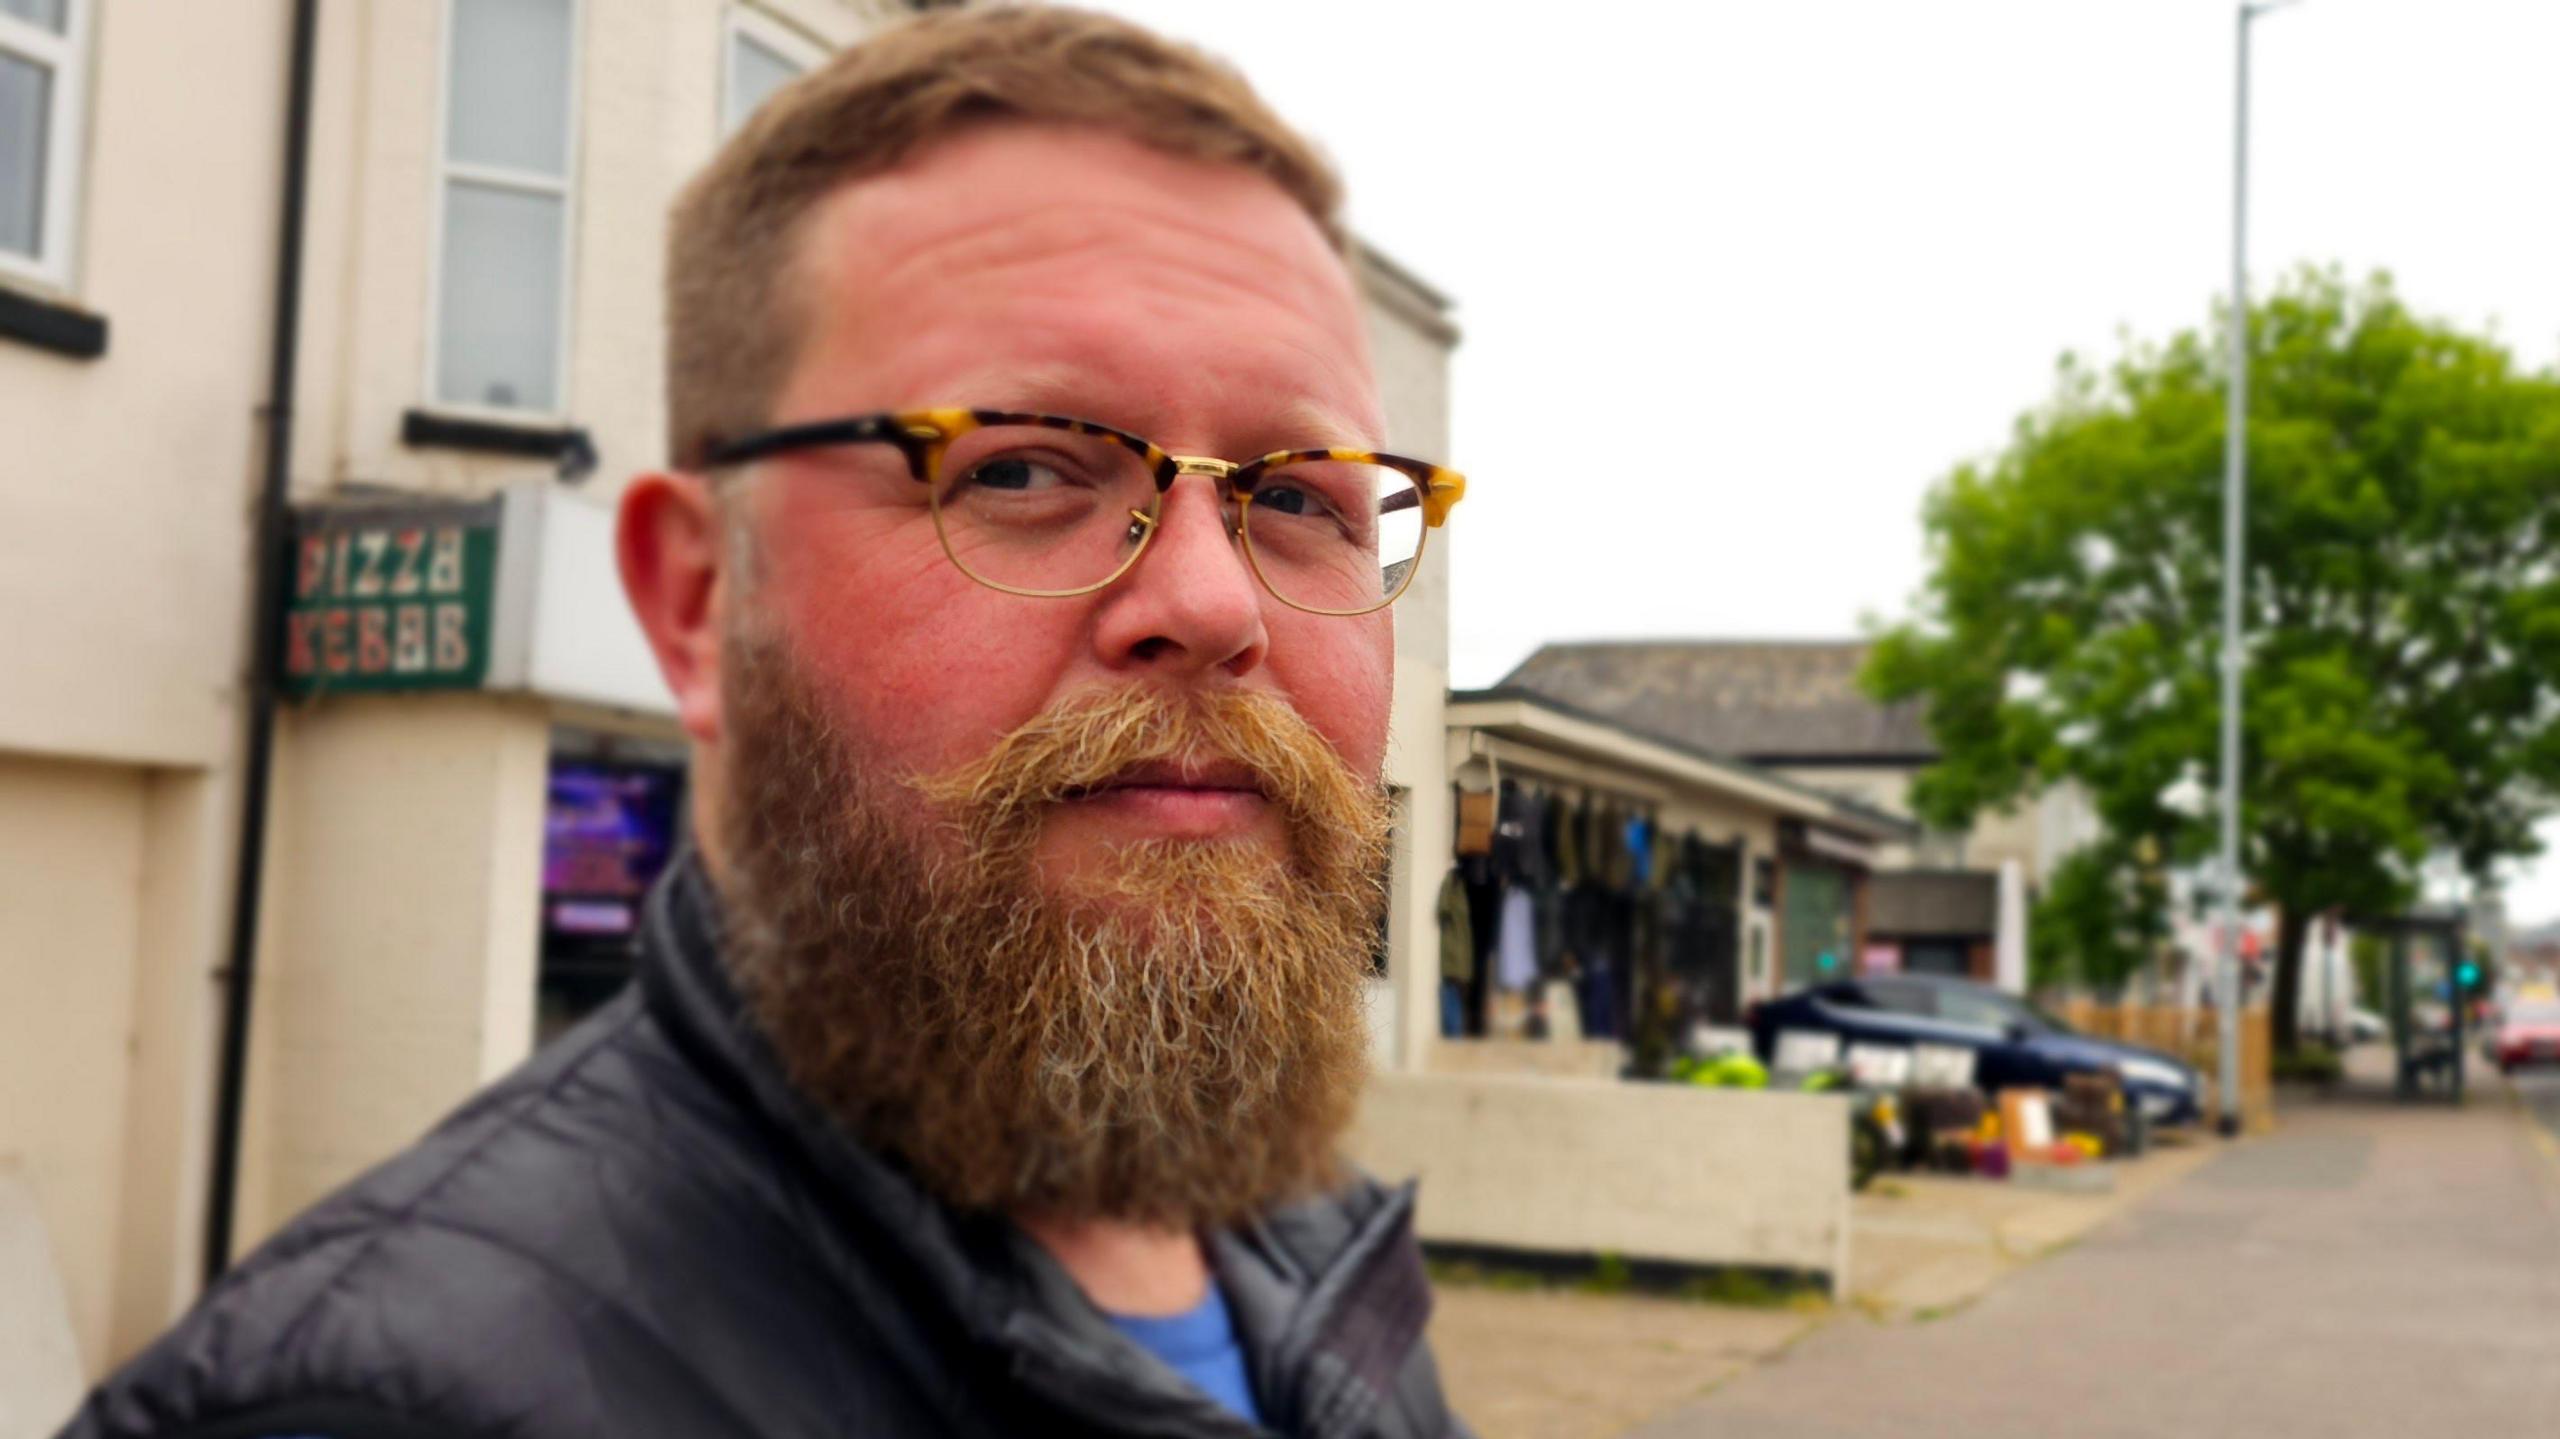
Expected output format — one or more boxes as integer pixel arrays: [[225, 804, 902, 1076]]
[[2362, 911, 2470, 1103]]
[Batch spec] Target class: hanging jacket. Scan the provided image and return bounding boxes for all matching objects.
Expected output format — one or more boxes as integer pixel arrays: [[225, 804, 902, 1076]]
[[1436, 868, 1475, 985], [1624, 815, 1652, 894], [57, 852, 1469, 1439], [1493, 884, 1540, 993], [1552, 795, 1583, 887], [1599, 805, 1632, 892], [1488, 782, 1549, 888]]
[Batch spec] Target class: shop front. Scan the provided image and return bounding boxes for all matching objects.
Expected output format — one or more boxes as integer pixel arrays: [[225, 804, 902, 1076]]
[[1775, 818, 1881, 990], [1435, 690, 1909, 1079], [537, 731, 690, 1042]]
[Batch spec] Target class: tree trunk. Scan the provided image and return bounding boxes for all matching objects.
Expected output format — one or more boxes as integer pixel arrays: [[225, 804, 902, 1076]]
[[2271, 903, 2309, 1057]]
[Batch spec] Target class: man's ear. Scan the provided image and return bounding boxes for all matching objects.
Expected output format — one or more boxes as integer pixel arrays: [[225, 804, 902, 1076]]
[[617, 470, 729, 745]]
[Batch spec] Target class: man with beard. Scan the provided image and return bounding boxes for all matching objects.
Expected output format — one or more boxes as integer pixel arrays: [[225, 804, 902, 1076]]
[[58, 6, 1469, 1439]]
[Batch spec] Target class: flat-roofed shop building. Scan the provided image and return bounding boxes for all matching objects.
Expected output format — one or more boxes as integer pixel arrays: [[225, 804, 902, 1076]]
[[1430, 688, 1914, 1068], [1496, 640, 2097, 986]]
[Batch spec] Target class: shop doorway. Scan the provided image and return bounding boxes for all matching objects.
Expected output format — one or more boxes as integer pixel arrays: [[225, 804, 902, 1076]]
[[1668, 839, 1744, 1024], [537, 728, 689, 1045], [1780, 861, 1854, 991]]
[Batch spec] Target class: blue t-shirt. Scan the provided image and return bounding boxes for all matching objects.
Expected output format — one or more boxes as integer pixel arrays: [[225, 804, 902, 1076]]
[[1107, 1282, 1263, 1427]]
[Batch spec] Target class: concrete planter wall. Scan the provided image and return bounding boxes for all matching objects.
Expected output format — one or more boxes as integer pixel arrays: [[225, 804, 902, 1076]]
[[1346, 1072, 1853, 1291]]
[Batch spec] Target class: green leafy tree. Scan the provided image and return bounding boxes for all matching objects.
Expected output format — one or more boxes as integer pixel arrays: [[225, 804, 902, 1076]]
[[2349, 932, 2389, 1019], [2029, 839, 2169, 998], [1868, 270, 2560, 1052]]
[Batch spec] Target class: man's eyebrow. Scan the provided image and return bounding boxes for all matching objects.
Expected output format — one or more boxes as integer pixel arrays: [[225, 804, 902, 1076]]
[[1253, 395, 1382, 453], [939, 372, 1378, 453], [944, 364, 1093, 418]]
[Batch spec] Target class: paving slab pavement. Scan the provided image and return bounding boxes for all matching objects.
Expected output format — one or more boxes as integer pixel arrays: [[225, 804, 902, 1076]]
[[2506, 1064, 2560, 1159], [1428, 1287, 1821, 1439], [1848, 1136, 2220, 1321], [1625, 1068, 2560, 1438], [1426, 1129, 2217, 1437]]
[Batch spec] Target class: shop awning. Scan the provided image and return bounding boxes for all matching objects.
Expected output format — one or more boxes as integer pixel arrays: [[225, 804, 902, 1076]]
[[1445, 689, 1917, 845]]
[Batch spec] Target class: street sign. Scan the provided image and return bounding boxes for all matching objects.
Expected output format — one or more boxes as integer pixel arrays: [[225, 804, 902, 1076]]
[[281, 499, 501, 696]]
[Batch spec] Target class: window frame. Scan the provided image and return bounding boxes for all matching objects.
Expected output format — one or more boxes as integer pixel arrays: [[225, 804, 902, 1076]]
[[721, 4, 826, 137], [0, 0, 92, 292], [423, 0, 585, 423]]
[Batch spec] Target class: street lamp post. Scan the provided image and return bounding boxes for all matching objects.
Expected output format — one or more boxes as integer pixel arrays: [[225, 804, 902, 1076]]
[[2219, 0, 2300, 1138]]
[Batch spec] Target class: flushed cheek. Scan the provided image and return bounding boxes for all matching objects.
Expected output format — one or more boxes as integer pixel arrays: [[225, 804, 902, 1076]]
[[783, 583, 1091, 779], [1270, 619, 1394, 779]]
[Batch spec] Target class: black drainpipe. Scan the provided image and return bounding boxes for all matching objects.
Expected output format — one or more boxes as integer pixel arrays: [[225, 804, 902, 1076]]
[[204, 0, 321, 1286]]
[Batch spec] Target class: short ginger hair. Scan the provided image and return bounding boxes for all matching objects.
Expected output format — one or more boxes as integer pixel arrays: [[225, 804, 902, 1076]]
[[664, 4, 1346, 469]]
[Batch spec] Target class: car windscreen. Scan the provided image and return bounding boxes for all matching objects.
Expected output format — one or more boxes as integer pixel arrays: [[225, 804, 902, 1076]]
[[1933, 987, 2021, 1033], [1931, 986, 2076, 1036], [1862, 982, 1937, 1017]]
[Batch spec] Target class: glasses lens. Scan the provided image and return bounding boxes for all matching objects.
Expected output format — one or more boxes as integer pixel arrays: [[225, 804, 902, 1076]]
[[930, 424, 1159, 594], [1242, 458, 1427, 614]]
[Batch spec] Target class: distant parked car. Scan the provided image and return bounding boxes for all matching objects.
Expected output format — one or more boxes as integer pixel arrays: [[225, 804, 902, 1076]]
[[2492, 1000, 2560, 1074], [1749, 974, 2203, 1126], [2309, 1006, 2388, 1049]]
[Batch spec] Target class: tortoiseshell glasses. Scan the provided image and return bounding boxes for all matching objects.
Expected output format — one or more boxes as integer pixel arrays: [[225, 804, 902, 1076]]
[[703, 408, 1467, 616]]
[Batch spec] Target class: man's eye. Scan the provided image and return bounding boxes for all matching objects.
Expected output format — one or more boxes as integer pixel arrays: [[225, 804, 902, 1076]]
[[1257, 483, 1324, 517], [965, 456, 1068, 492]]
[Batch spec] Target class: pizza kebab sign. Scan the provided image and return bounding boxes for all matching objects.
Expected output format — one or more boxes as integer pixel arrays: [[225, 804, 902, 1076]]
[[282, 499, 499, 696]]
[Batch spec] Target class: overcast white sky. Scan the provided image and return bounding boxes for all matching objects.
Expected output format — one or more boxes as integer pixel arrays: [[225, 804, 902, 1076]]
[[1095, 0, 2560, 923]]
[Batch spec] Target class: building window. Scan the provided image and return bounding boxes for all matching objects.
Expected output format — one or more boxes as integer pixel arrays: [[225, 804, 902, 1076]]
[[0, 0, 89, 289], [723, 7, 824, 137], [431, 0, 580, 415]]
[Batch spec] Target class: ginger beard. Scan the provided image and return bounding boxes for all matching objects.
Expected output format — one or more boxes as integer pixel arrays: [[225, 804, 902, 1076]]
[[715, 622, 1391, 1229]]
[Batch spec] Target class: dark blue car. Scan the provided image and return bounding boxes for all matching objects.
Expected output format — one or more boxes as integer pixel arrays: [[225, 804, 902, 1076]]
[[1748, 974, 2203, 1127]]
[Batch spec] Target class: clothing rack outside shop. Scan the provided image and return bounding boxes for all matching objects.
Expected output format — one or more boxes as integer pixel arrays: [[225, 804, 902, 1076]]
[[1439, 763, 1750, 1078]]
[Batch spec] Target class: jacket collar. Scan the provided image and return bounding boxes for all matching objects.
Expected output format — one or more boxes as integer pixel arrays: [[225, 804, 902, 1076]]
[[635, 847, 1010, 1315], [634, 847, 1433, 1438]]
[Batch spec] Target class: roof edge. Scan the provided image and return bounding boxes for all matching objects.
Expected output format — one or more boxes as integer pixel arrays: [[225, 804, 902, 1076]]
[[1447, 687, 1921, 841]]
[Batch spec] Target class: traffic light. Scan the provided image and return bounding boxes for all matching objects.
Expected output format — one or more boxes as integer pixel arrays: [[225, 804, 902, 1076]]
[[2455, 959, 2482, 991]]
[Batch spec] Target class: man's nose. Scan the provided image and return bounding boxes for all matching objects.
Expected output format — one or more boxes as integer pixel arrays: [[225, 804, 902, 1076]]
[[1088, 475, 1269, 678]]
